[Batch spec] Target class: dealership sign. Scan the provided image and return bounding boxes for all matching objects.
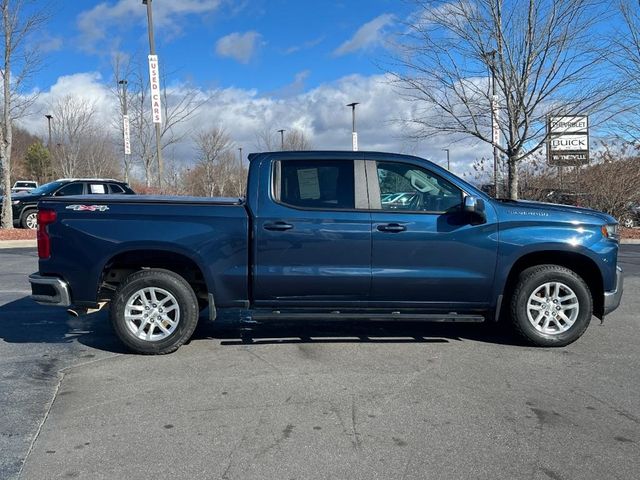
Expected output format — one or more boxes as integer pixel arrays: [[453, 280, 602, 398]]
[[148, 55, 162, 124], [547, 115, 589, 166]]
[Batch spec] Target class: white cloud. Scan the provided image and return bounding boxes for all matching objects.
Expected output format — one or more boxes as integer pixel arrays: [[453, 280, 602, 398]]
[[17, 71, 489, 179], [215, 31, 262, 64], [334, 13, 395, 56], [271, 70, 311, 98], [76, 0, 223, 53]]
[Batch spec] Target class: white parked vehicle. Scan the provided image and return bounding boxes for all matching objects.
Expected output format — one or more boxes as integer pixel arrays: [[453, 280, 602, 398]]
[[11, 180, 38, 194]]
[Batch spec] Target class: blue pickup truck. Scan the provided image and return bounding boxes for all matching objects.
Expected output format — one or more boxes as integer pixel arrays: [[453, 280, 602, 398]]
[[29, 151, 623, 354]]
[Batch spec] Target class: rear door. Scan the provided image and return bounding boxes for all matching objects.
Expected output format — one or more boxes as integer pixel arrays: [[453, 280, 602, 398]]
[[253, 156, 371, 307], [368, 158, 498, 309]]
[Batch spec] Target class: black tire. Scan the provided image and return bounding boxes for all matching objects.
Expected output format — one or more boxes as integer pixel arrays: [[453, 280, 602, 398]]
[[510, 264, 592, 347], [110, 269, 199, 354], [20, 209, 38, 230]]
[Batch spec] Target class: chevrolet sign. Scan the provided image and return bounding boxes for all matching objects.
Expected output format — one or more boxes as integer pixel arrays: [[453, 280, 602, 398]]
[[547, 115, 589, 166]]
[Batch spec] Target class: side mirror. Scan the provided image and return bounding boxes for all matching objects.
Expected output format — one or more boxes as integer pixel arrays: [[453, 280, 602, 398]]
[[463, 195, 486, 222], [464, 195, 478, 213]]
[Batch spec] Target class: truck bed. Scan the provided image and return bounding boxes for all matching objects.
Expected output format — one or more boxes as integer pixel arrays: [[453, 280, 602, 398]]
[[38, 195, 250, 308]]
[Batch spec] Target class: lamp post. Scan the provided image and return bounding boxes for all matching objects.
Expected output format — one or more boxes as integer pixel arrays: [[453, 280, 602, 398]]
[[442, 148, 450, 171], [44, 115, 53, 182], [44, 114, 53, 148], [142, 0, 164, 189], [346, 102, 359, 151], [238, 147, 243, 170], [118, 79, 130, 183], [277, 129, 285, 150]]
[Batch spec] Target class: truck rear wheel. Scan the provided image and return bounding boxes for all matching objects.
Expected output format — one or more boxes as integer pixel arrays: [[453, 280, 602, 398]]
[[110, 269, 199, 354], [510, 264, 592, 347]]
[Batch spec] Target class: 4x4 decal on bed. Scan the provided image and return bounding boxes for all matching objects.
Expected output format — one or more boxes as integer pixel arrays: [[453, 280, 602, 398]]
[[65, 205, 110, 212]]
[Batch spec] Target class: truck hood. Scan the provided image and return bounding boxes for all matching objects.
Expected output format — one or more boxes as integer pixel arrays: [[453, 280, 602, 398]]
[[496, 199, 616, 224]]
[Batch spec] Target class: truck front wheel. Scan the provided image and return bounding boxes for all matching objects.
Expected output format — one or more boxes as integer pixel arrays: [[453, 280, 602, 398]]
[[510, 264, 593, 347], [110, 269, 199, 354]]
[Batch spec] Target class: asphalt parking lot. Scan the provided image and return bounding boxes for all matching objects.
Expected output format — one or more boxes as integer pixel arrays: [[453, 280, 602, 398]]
[[1, 247, 639, 480]]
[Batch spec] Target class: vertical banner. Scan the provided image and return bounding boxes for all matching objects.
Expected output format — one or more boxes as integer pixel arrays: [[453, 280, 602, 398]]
[[122, 114, 131, 155], [352, 132, 358, 151], [148, 55, 162, 124], [491, 95, 500, 146]]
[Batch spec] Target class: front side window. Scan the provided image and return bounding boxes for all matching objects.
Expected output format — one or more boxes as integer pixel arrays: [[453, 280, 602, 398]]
[[55, 183, 84, 196], [278, 160, 355, 210], [109, 183, 125, 194], [376, 162, 462, 212]]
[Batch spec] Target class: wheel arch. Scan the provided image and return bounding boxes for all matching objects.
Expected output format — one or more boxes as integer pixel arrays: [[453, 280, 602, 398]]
[[99, 248, 210, 304], [500, 250, 604, 320]]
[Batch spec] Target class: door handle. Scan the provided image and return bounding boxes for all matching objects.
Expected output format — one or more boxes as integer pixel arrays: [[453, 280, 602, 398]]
[[377, 223, 407, 233], [264, 221, 294, 231]]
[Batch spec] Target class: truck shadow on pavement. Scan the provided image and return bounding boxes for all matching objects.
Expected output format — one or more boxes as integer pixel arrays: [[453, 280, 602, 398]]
[[193, 311, 526, 348], [0, 296, 129, 354], [0, 296, 526, 353]]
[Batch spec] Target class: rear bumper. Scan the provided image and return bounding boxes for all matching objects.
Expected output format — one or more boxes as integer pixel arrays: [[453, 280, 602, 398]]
[[29, 274, 71, 307], [603, 266, 623, 316]]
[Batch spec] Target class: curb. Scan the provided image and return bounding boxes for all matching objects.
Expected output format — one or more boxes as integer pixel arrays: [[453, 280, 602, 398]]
[[0, 239, 37, 249], [621, 239, 640, 245]]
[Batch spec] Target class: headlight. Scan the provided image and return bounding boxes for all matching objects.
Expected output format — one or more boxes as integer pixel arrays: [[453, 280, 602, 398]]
[[601, 224, 619, 240], [11, 200, 20, 205]]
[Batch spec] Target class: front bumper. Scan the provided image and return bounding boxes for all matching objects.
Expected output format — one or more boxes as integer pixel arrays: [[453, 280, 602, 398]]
[[29, 274, 71, 307], [603, 266, 623, 316]]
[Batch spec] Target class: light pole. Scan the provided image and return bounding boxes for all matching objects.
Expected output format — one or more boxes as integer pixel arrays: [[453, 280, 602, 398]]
[[277, 129, 285, 150], [485, 50, 500, 197], [442, 148, 450, 170], [118, 79, 130, 183], [238, 147, 243, 170], [346, 102, 359, 151], [44, 115, 53, 182], [44, 114, 53, 148], [142, 0, 164, 189]]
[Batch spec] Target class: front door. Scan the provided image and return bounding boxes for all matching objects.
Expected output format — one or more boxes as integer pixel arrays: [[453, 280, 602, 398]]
[[368, 159, 498, 309], [253, 157, 371, 307]]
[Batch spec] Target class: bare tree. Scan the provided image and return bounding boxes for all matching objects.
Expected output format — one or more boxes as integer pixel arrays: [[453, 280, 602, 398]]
[[49, 95, 97, 178], [607, 1, 640, 146], [110, 52, 135, 183], [0, 0, 49, 228], [391, 0, 619, 199], [254, 126, 312, 151], [128, 60, 207, 187], [83, 130, 120, 179], [193, 126, 235, 196]]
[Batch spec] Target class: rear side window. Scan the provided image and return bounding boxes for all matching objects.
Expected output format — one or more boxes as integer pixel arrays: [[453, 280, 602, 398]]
[[55, 183, 84, 196], [109, 183, 125, 194], [88, 183, 107, 194], [278, 160, 355, 210]]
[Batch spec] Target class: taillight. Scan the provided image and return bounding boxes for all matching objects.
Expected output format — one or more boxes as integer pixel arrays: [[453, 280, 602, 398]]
[[37, 209, 57, 259]]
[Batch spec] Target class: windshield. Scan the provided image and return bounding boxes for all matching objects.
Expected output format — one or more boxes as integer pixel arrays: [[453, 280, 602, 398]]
[[28, 181, 64, 196], [15, 182, 35, 188]]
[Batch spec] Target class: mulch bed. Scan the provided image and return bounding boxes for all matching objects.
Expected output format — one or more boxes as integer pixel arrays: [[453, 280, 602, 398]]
[[0, 228, 37, 240], [621, 227, 640, 240]]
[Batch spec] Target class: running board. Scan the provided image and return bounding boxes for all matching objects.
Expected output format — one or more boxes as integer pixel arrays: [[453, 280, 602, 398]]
[[250, 312, 485, 323]]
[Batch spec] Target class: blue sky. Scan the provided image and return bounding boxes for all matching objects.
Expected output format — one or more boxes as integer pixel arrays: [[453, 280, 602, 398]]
[[20, 0, 491, 175], [38, 1, 410, 94]]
